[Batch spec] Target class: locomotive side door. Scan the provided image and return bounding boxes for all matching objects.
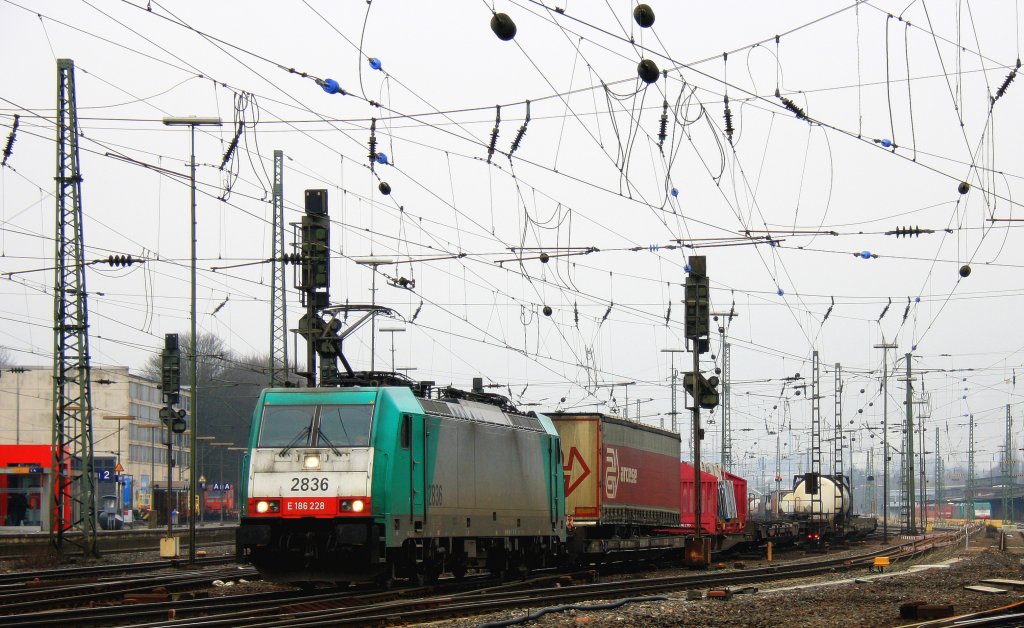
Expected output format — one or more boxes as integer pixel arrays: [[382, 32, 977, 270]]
[[404, 413, 425, 528]]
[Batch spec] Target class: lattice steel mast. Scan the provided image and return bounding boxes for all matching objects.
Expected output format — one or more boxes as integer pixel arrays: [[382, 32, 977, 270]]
[[721, 341, 731, 470], [269, 149, 288, 386], [51, 58, 98, 555], [811, 350, 822, 519], [1004, 404, 1012, 522], [967, 413, 976, 519], [833, 363, 844, 515]]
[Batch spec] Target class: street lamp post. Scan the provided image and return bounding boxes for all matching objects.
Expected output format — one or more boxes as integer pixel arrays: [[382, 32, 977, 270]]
[[102, 415, 134, 526], [874, 339, 898, 542], [379, 327, 406, 372], [354, 257, 396, 372], [196, 435, 216, 525], [228, 446, 248, 521], [661, 349, 686, 438], [162, 115, 222, 563], [211, 442, 233, 524]]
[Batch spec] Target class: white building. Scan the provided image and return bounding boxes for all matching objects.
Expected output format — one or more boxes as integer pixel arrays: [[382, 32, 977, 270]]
[[0, 365, 191, 514]]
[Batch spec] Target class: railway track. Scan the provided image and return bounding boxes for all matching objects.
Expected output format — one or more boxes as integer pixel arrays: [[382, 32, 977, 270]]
[[0, 550, 236, 586], [0, 528, 978, 626], [0, 529, 965, 627], [0, 559, 256, 623]]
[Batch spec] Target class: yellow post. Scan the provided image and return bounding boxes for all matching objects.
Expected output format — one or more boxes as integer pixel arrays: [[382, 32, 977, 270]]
[[767, 541, 773, 562]]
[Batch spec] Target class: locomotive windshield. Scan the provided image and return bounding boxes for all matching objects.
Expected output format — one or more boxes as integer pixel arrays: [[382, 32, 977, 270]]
[[317, 404, 374, 448], [258, 405, 316, 447]]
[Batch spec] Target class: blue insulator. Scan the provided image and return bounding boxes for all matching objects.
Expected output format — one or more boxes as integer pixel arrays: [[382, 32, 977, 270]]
[[912, 344, 917, 351], [671, 187, 679, 197], [860, 250, 871, 259], [777, 288, 785, 297], [769, 240, 778, 247], [375, 152, 388, 165], [368, 57, 382, 71], [684, 264, 692, 273], [881, 138, 892, 148], [915, 296, 921, 303], [322, 78, 341, 94]]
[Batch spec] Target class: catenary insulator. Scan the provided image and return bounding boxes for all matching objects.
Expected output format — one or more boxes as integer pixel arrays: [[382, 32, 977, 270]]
[[633, 4, 655, 28], [637, 59, 660, 84], [490, 13, 517, 40]]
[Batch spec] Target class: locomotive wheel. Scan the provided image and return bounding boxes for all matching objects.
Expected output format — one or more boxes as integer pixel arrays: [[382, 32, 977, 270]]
[[451, 555, 468, 580], [416, 561, 442, 585], [486, 548, 507, 580]]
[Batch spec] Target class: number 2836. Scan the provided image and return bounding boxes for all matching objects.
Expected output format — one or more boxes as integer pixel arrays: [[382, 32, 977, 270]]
[[291, 477, 329, 491]]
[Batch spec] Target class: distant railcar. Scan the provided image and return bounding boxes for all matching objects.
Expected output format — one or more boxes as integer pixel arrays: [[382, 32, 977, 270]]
[[202, 484, 236, 518]]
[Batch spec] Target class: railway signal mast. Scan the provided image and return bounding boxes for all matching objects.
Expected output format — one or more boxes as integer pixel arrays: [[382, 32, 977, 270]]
[[295, 189, 395, 387], [683, 256, 719, 567]]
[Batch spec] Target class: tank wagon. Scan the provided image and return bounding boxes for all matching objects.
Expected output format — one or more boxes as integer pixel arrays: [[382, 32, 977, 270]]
[[236, 384, 564, 585], [548, 412, 685, 558], [761, 474, 876, 542]]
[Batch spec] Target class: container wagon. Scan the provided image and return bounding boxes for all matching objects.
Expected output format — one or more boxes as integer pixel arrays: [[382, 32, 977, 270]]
[[548, 412, 683, 558]]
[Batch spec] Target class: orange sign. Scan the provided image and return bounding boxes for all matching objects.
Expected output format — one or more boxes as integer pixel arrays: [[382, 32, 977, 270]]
[[114, 463, 124, 473]]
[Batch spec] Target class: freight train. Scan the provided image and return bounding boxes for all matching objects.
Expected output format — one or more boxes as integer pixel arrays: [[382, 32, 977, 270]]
[[235, 379, 871, 585], [913, 501, 992, 520]]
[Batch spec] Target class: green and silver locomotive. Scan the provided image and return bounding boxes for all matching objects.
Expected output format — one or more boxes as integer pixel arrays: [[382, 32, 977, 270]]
[[236, 382, 566, 585]]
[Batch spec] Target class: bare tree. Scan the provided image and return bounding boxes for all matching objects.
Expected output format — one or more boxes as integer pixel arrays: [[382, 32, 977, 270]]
[[0, 347, 11, 369], [143, 331, 229, 386]]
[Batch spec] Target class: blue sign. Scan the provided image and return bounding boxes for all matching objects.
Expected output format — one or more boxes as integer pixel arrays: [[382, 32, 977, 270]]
[[98, 469, 112, 481], [28, 466, 43, 474]]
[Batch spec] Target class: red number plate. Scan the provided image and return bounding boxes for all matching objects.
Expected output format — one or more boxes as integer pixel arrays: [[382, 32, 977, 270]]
[[282, 498, 336, 516]]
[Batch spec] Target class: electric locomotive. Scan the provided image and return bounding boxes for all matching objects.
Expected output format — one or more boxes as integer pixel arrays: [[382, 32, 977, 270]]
[[236, 377, 565, 585]]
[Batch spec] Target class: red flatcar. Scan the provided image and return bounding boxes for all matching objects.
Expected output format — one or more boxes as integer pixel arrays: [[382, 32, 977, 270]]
[[679, 462, 746, 535]]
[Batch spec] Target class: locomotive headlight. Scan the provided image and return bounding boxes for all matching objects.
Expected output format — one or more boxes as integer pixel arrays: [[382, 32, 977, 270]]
[[340, 499, 367, 513], [255, 500, 280, 514], [303, 453, 321, 470]]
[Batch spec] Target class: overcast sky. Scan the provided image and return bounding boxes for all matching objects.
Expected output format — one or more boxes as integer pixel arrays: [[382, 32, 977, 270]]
[[2, 0, 1023, 486]]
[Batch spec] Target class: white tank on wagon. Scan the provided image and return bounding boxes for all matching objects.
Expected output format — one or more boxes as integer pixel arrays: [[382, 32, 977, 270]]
[[789, 476, 850, 518]]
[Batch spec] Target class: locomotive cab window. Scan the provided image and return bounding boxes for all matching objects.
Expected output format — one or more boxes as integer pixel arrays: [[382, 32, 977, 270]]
[[400, 414, 411, 449], [317, 404, 374, 448], [258, 405, 316, 447]]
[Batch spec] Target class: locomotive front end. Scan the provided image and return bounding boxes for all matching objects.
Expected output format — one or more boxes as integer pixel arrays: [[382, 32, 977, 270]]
[[237, 389, 383, 583]]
